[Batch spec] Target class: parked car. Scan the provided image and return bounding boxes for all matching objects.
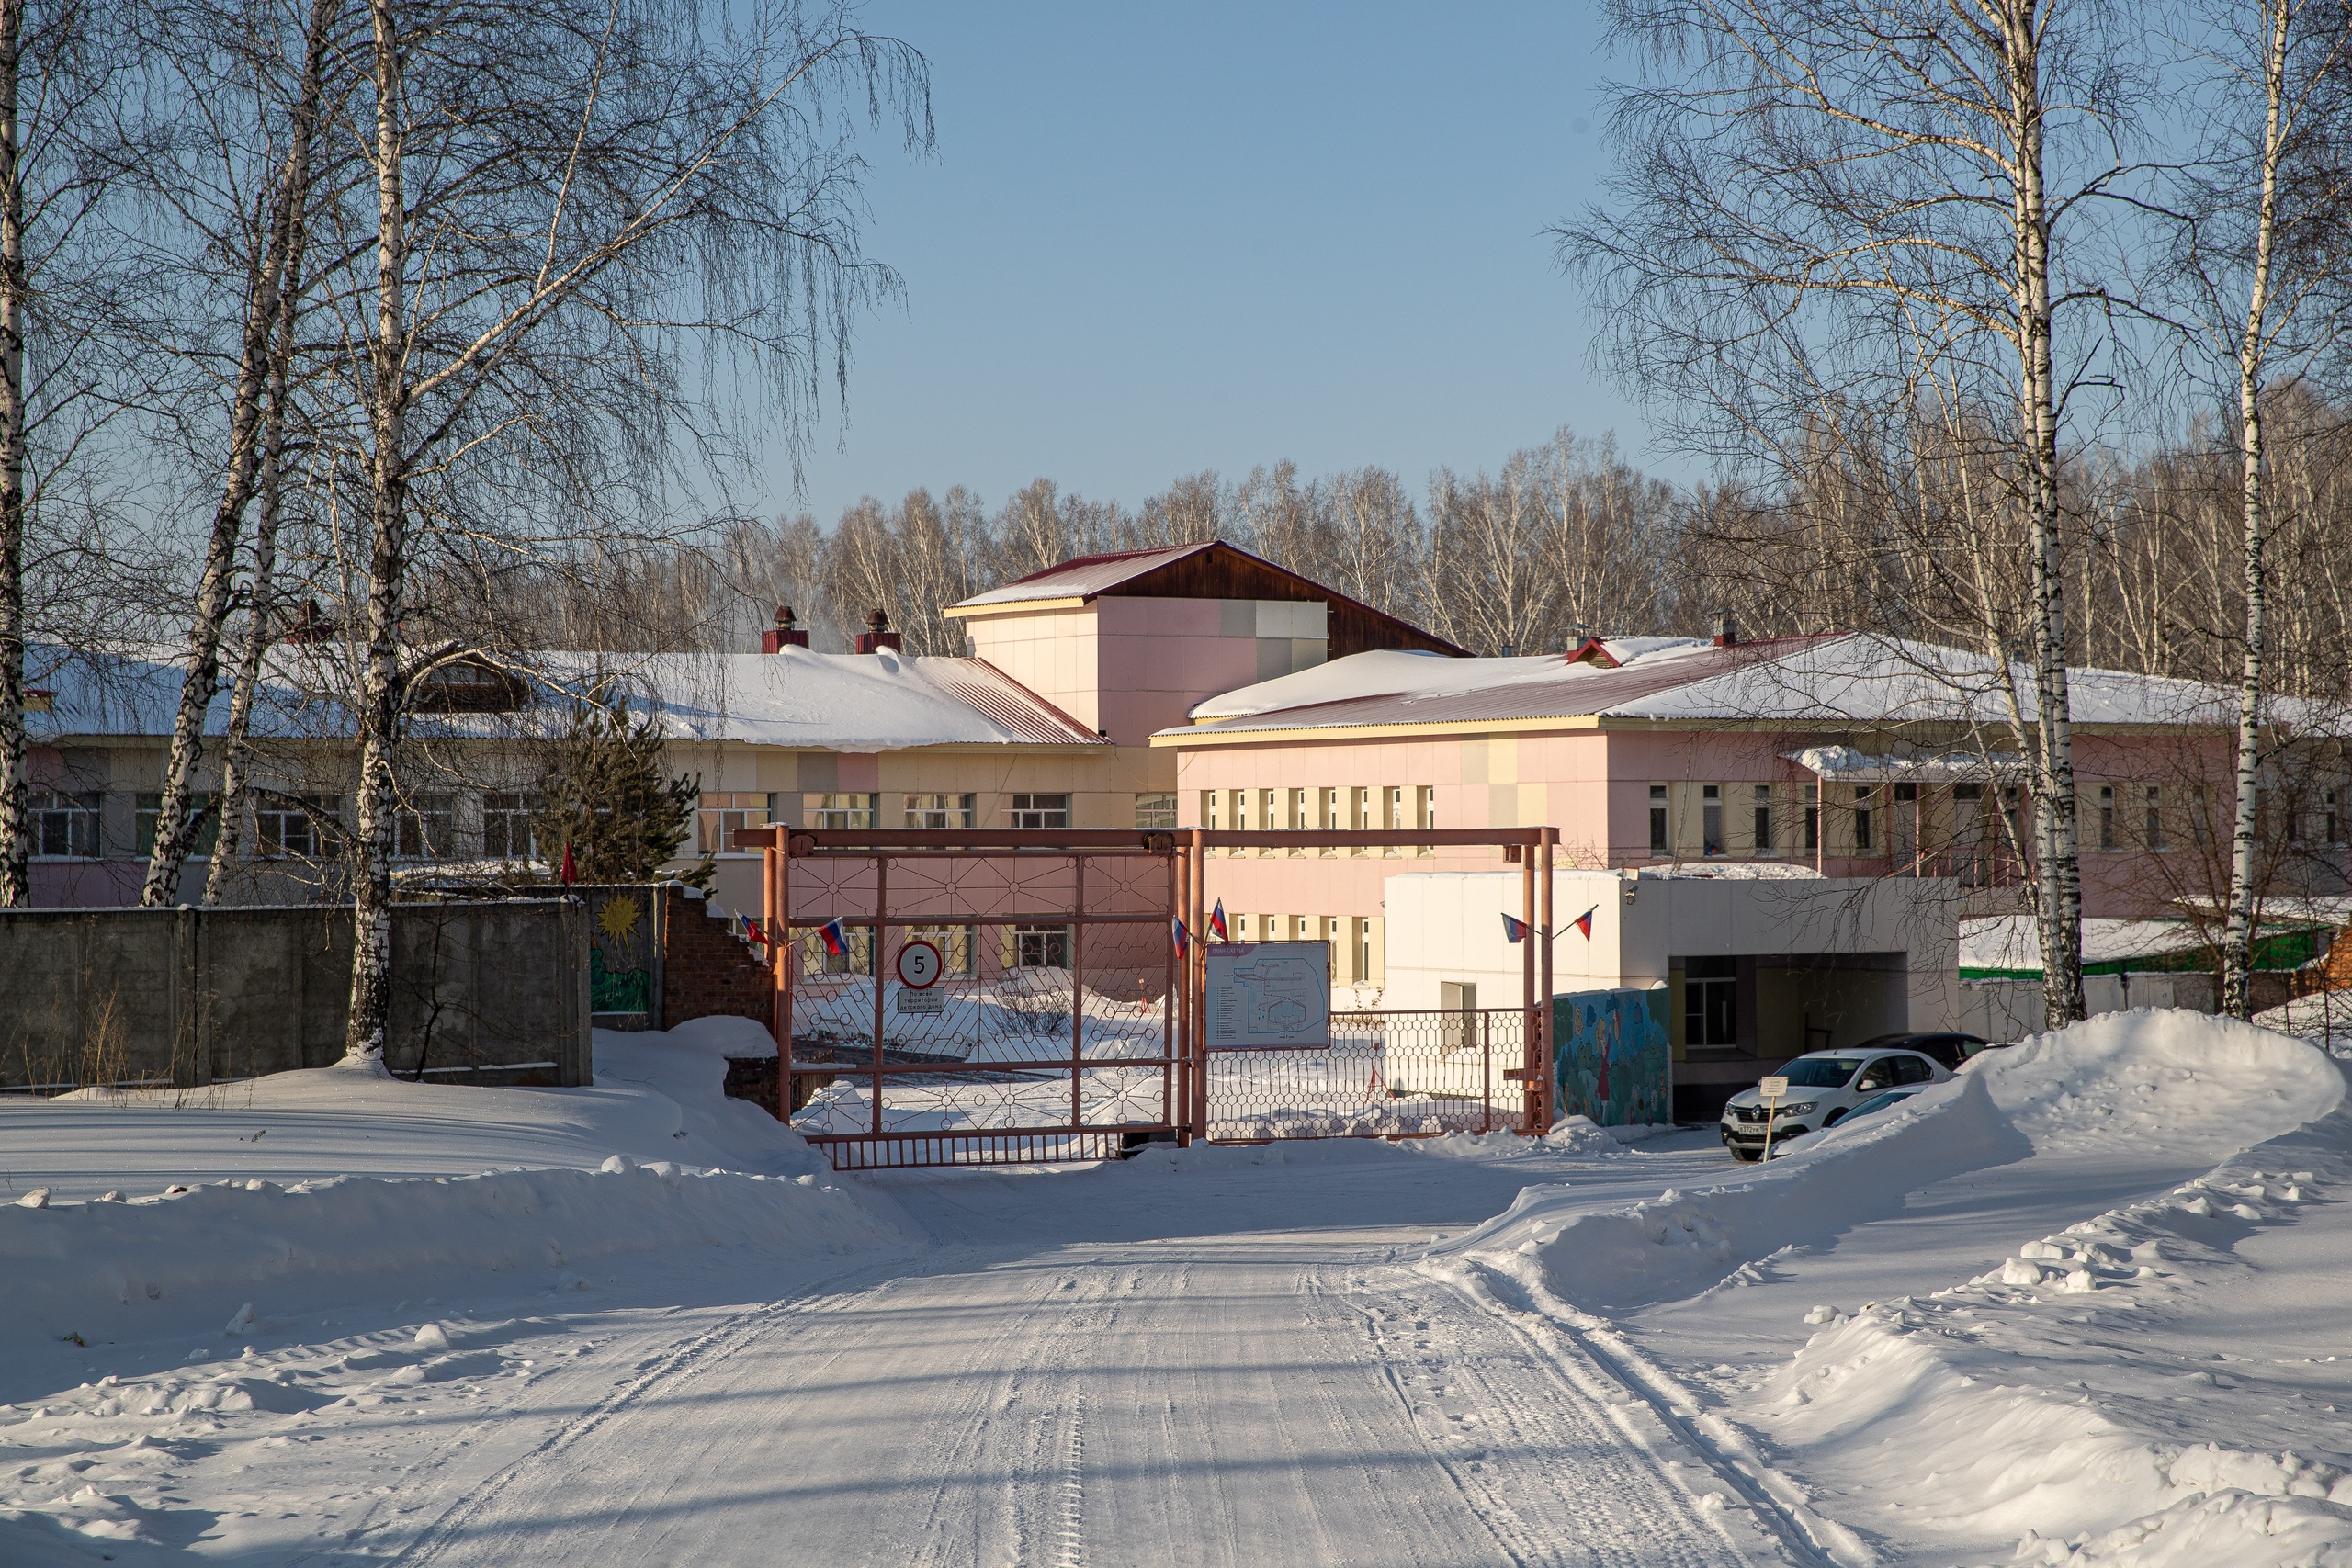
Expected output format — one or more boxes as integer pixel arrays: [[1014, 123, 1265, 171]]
[[1849, 1031, 2001, 1071], [1718, 1047, 1951, 1161]]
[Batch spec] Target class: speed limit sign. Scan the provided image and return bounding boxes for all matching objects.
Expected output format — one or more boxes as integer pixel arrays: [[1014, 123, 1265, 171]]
[[895, 939, 944, 989]]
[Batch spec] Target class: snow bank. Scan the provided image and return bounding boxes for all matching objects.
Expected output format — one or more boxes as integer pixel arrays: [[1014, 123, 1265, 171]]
[[1448, 1010, 2340, 1314], [1756, 1103, 2352, 1565], [0, 1160, 899, 1341], [1443, 1069, 2030, 1310]]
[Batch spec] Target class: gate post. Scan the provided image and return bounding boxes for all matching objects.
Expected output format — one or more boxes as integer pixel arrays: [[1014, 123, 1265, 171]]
[[1538, 827, 1556, 1133], [1521, 839, 1538, 1134], [1188, 829, 1206, 1143], [1170, 839, 1186, 1142]]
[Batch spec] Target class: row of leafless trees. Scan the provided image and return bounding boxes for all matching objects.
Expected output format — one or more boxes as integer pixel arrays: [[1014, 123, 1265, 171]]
[[0, 0, 930, 1071]]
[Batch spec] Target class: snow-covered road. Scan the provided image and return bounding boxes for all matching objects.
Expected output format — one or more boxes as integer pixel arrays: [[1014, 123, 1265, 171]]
[[397, 1149, 1786, 1568]]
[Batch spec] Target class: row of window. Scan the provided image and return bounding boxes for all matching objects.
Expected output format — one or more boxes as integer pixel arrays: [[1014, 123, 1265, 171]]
[[1200, 787, 1434, 855], [26, 788, 1182, 863], [1646, 781, 2026, 860]]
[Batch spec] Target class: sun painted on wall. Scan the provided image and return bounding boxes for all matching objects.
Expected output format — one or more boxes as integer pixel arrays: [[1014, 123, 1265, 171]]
[[1551, 987, 1671, 1128], [590, 889, 651, 1015]]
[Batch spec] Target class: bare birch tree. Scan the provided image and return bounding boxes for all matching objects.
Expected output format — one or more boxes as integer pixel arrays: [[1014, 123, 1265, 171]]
[[323, 0, 927, 1066], [2151, 0, 2352, 1014], [0, 1, 125, 905], [1558, 0, 2146, 1026]]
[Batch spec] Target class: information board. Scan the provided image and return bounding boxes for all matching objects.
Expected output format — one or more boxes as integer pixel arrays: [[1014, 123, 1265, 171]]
[[1204, 942, 1330, 1050]]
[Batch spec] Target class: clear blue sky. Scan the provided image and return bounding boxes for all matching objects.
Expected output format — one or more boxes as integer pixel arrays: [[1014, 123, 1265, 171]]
[[767, 0, 1666, 527]]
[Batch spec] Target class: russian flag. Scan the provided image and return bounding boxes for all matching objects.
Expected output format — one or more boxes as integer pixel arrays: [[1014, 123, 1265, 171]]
[[740, 914, 767, 945], [1500, 911, 1531, 943], [1208, 899, 1229, 942], [817, 917, 849, 956], [1170, 918, 1190, 957], [1572, 905, 1598, 939]]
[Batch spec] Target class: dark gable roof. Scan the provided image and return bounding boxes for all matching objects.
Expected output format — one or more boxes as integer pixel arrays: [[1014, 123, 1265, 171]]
[[961, 539, 1467, 659]]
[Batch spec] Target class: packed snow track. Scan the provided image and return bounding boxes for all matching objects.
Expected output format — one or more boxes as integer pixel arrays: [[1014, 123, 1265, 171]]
[[396, 1164, 1788, 1568]]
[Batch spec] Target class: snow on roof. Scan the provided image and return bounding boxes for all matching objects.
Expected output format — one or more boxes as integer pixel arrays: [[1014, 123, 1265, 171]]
[[1960, 916, 2214, 975], [1788, 746, 2025, 781], [1170, 632, 2249, 737], [948, 543, 1213, 609], [569, 649, 1104, 750], [29, 644, 1104, 751]]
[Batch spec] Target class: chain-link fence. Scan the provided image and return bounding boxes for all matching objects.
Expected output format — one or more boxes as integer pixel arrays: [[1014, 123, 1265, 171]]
[[1203, 1009, 1530, 1140]]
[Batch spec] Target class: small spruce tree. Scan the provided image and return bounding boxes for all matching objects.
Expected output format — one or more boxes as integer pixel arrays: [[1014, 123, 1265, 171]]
[[531, 689, 717, 888]]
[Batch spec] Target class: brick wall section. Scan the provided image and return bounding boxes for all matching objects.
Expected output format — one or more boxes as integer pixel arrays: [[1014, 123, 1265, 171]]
[[660, 884, 775, 1034]]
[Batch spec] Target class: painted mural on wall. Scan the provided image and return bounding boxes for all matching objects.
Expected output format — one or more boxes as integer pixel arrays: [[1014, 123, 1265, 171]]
[[1551, 987, 1671, 1128], [589, 889, 652, 1015]]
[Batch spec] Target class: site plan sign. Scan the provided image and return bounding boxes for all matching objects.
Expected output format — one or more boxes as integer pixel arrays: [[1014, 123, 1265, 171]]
[[1204, 942, 1330, 1050]]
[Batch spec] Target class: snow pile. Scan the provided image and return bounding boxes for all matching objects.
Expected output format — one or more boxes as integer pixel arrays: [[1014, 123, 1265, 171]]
[[1442, 1069, 2030, 1310], [1755, 1108, 2352, 1565], [0, 1015, 904, 1338], [0, 1157, 898, 1342]]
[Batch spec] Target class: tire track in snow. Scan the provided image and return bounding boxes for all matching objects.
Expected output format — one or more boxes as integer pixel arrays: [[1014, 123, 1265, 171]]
[[1336, 1268, 1775, 1567], [1428, 1255, 1863, 1568]]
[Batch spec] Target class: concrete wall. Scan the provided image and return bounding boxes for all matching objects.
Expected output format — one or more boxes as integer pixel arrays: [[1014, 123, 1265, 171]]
[[1957, 970, 2222, 1043], [0, 900, 592, 1090]]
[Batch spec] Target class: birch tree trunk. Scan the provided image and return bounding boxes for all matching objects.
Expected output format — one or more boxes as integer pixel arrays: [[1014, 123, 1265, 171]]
[[143, 0, 338, 907], [2010, 6, 2086, 1029], [0, 0, 25, 908], [2222, 0, 2290, 1020], [345, 0, 408, 1066]]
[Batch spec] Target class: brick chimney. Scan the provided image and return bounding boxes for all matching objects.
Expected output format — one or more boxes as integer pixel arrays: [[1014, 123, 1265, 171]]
[[854, 606, 903, 655], [1713, 610, 1737, 648], [760, 604, 810, 652]]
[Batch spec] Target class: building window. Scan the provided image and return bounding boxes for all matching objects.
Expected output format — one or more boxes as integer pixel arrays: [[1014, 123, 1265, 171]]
[[1804, 784, 1820, 852], [2324, 787, 2338, 847], [1852, 786, 1873, 852], [904, 924, 977, 976], [136, 792, 219, 857], [256, 795, 338, 859], [1008, 793, 1068, 829], [1134, 793, 1176, 830], [483, 792, 538, 860], [1702, 784, 1724, 856], [805, 925, 873, 976], [1751, 784, 1774, 856], [1683, 956, 1737, 1048], [394, 795, 455, 860], [1649, 784, 1668, 857], [31, 790, 102, 858], [906, 793, 976, 829], [816, 793, 876, 829], [1201, 790, 1220, 831], [1013, 924, 1070, 969], [2096, 785, 2115, 851], [692, 792, 772, 852]]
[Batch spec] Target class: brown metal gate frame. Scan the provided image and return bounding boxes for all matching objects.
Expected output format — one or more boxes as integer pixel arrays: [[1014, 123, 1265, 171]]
[[739, 824, 1558, 1168]]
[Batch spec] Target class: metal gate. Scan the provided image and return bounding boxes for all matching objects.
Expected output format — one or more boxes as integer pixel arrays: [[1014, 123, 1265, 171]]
[[741, 825, 1558, 1168], [741, 828, 1181, 1169], [1201, 1008, 1529, 1140]]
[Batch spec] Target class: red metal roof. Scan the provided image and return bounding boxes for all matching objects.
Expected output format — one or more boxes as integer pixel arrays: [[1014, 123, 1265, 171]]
[[925, 658, 1107, 745]]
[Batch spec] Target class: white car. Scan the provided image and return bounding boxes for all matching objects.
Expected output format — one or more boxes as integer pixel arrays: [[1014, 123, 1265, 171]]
[[1718, 1047, 1951, 1161]]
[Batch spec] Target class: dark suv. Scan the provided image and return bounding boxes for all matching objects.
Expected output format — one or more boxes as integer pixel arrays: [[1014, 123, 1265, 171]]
[[1850, 1031, 2000, 1071]]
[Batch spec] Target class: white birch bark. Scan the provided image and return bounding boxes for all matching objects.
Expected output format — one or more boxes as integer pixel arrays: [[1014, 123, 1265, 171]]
[[0, 0, 25, 908]]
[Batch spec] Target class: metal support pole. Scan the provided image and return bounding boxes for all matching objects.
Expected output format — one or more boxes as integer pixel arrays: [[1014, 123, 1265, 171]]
[[1481, 1009, 1492, 1134], [1521, 840, 1537, 1134], [871, 852, 887, 1139], [1170, 840, 1186, 1140], [1538, 826, 1555, 1132], [1071, 852, 1086, 1135], [1189, 829, 1207, 1142]]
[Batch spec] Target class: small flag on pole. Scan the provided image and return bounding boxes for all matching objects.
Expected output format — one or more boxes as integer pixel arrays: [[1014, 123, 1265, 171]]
[[558, 842, 578, 886], [740, 914, 767, 945], [1572, 905, 1598, 939], [817, 917, 849, 956], [1500, 911, 1531, 943], [1208, 899, 1229, 941], [1170, 918, 1190, 957]]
